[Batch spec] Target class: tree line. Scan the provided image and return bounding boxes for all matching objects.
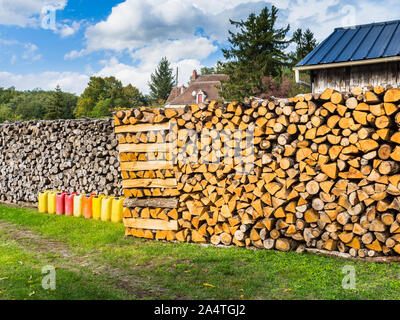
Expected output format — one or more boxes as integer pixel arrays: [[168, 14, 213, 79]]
[[0, 78, 149, 123], [0, 86, 77, 123], [0, 5, 318, 122]]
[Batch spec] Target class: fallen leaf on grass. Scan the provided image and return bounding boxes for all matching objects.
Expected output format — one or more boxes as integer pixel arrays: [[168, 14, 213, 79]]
[[203, 283, 215, 288]]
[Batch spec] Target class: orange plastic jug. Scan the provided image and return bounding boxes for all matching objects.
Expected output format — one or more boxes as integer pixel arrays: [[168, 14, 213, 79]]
[[82, 193, 96, 219]]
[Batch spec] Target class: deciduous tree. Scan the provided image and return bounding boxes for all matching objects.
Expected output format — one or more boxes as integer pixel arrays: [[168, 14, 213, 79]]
[[74, 76, 145, 118]]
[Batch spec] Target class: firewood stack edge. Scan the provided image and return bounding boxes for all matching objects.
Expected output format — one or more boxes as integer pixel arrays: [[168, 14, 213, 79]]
[[116, 86, 400, 258]]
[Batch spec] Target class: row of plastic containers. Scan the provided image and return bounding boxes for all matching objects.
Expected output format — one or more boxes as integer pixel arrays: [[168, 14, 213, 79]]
[[38, 191, 125, 223]]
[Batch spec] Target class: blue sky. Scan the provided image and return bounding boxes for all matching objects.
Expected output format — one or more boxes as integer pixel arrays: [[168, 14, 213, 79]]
[[0, 0, 399, 95]]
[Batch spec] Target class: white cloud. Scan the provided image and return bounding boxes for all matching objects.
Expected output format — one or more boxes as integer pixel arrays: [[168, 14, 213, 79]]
[[287, 0, 339, 25], [0, 39, 19, 46], [22, 43, 42, 61], [285, 0, 400, 42], [57, 20, 81, 37], [95, 37, 217, 93], [172, 59, 204, 87], [0, 39, 42, 62], [64, 34, 218, 93], [352, 0, 400, 28], [0, 0, 67, 27], [83, 0, 283, 53], [134, 37, 217, 68], [191, 0, 289, 14], [85, 0, 199, 52], [0, 71, 89, 94], [87, 1, 321, 60], [64, 49, 85, 60]]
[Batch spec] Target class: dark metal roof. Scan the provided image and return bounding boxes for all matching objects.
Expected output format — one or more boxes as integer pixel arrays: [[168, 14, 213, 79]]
[[297, 19, 400, 67]]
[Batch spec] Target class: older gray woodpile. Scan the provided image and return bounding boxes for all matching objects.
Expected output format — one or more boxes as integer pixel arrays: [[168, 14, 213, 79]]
[[0, 118, 121, 204]]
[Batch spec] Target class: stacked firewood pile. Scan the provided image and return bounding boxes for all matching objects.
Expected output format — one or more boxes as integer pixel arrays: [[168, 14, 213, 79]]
[[0, 118, 121, 204], [116, 87, 400, 257]]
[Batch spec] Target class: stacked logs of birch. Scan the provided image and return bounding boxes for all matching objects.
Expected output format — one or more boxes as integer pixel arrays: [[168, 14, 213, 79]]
[[116, 86, 400, 258], [0, 118, 121, 204]]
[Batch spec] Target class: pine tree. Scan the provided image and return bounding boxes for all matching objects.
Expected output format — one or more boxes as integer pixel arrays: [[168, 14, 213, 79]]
[[148, 57, 175, 103], [45, 85, 64, 120], [290, 28, 318, 65], [219, 5, 291, 100]]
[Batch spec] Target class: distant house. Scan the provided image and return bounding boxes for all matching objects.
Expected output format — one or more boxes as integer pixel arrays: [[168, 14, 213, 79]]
[[165, 70, 228, 107], [294, 20, 400, 93]]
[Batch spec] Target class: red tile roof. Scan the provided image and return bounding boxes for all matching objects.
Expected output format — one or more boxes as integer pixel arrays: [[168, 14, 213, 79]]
[[166, 87, 178, 103], [167, 74, 228, 105]]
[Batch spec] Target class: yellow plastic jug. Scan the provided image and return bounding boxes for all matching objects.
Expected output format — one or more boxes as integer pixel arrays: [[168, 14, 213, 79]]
[[38, 191, 50, 213], [92, 195, 105, 220], [111, 197, 125, 223], [47, 191, 58, 214], [73, 194, 85, 218], [101, 196, 114, 222]]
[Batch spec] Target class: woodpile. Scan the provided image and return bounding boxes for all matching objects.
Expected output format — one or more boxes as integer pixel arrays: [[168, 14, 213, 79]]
[[0, 118, 121, 204], [117, 87, 400, 258]]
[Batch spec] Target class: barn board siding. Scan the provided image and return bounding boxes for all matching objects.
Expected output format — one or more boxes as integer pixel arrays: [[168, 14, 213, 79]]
[[312, 62, 400, 93]]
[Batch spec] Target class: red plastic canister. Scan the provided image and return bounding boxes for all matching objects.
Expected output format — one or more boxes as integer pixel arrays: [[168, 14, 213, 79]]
[[82, 193, 96, 219], [65, 193, 78, 216], [55, 192, 68, 215]]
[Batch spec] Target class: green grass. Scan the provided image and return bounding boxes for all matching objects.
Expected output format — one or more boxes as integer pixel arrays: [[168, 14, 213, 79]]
[[1, 205, 400, 300], [0, 241, 130, 300]]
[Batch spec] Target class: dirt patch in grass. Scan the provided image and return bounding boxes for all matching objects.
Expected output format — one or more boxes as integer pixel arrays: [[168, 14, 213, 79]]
[[0, 220, 168, 298]]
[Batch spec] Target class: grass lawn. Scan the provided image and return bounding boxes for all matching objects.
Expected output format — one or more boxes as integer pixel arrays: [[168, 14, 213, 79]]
[[0, 204, 400, 300]]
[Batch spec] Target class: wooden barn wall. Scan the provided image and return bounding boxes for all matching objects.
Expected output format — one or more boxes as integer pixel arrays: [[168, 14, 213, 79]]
[[312, 62, 400, 93]]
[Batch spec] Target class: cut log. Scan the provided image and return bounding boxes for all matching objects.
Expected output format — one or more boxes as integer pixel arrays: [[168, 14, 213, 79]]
[[124, 198, 178, 208]]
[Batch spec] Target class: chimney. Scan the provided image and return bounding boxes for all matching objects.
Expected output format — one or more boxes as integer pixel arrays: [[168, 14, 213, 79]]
[[192, 70, 197, 81]]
